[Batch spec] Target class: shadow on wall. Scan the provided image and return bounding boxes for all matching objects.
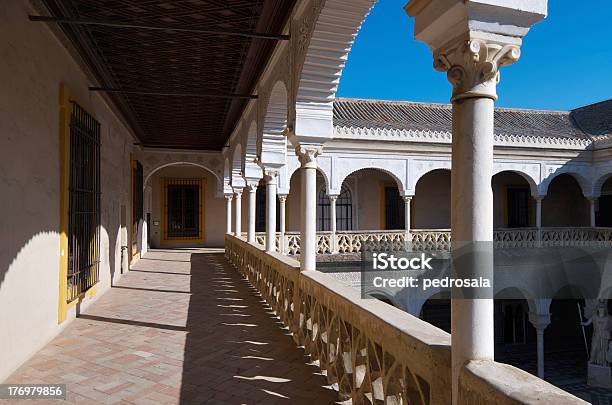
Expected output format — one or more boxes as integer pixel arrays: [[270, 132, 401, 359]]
[[178, 251, 336, 403]]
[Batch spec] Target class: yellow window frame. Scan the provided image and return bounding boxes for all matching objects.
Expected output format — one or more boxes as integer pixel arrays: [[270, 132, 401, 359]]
[[58, 83, 98, 324], [161, 178, 205, 244]]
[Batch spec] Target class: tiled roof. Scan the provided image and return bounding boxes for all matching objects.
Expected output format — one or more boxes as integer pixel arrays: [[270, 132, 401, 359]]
[[570, 99, 612, 138], [333, 98, 609, 141]]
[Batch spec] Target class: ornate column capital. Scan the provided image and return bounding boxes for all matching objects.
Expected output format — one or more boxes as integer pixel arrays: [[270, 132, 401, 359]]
[[295, 144, 322, 169], [433, 38, 521, 102], [224, 193, 233, 201], [246, 183, 258, 193], [329, 195, 338, 202], [277, 194, 287, 203], [233, 189, 243, 198], [263, 168, 280, 185], [403, 195, 413, 203]]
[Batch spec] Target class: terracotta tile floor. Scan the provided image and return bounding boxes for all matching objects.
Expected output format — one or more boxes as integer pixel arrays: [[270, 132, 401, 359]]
[[3, 249, 338, 404]]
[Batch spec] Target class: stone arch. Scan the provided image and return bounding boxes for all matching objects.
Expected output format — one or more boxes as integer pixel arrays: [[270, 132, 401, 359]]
[[540, 169, 591, 197], [409, 161, 451, 193], [293, 0, 376, 139], [287, 164, 330, 196], [143, 162, 223, 196], [259, 80, 288, 166], [494, 286, 536, 314], [231, 143, 245, 188], [593, 172, 612, 198], [144, 162, 221, 187], [243, 121, 262, 180], [493, 167, 539, 198], [223, 157, 232, 194], [334, 158, 407, 195]]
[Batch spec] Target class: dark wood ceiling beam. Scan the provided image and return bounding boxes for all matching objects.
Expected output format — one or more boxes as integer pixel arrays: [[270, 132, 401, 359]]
[[29, 15, 290, 40], [89, 87, 257, 100]]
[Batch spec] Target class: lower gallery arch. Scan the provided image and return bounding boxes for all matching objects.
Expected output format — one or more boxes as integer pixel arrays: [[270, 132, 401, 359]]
[[493, 287, 536, 369], [146, 163, 225, 248], [420, 292, 451, 333], [545, 285, 589, 380]]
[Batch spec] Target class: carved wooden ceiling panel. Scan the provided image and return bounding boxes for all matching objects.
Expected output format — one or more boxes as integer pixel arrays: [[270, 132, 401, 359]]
[[38, 0, 295, 150]]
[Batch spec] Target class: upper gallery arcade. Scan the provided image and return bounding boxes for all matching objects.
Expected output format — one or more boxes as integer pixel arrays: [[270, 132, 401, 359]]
[[2, 0, 611, 403]]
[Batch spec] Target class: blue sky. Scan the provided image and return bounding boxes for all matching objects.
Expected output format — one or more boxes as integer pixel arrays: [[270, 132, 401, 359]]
[[337, 0, 612, 110]]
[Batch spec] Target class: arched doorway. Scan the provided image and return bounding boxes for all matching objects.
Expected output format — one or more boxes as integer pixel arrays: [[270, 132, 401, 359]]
[[492, 171, 536, 228]]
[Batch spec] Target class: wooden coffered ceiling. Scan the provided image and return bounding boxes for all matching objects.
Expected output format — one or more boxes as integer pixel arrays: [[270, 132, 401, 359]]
[[35, 0, 296, 150]]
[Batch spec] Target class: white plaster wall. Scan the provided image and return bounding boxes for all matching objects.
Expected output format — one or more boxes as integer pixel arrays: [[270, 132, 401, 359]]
[[0, 1, 135, 381], [149, 165, 225, 247]]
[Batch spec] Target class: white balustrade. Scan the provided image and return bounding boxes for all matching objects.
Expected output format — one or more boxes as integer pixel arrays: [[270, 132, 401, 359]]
[[253, 228, 612, 256]]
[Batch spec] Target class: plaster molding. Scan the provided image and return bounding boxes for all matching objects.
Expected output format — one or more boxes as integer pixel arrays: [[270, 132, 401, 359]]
[[333, 125, 592, 150]]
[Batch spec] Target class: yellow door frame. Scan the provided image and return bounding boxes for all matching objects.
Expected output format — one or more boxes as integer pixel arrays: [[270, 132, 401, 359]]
[[161, 177, 205, 245]]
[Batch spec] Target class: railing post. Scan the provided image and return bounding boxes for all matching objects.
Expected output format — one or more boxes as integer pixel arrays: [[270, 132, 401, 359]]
[[330, 195, 338, 253]]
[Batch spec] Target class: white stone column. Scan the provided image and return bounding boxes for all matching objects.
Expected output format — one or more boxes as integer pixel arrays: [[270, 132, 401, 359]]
[[535, 197, 543, 245], [330, 195, 338, 253], [265, 171, 278, 253], [589, 197, 597, 227], [403, 195, 412, 232], [406, 2, 546, 402], [225, 194, 233, 234], [296, 146, 321, 271], [529, 299, 552, 379], [246, 184, 257, 243], [278, 195, 287, 254], [436, 39, 522, 399], [233, 189, 242, 237]]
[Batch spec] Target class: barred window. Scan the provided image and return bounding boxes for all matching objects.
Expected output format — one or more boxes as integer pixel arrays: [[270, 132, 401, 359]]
[[317, 186, 352, 231], [67, 102, 100, 301]]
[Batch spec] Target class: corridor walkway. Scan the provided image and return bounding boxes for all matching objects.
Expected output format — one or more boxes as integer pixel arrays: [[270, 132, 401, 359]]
[[3, 249, 337, 404]]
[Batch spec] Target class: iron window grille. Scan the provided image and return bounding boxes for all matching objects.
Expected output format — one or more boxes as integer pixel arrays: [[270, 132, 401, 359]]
[[163, 178, 203, 240], [317, 186, 353, 231], [67, 102, 101, 302]]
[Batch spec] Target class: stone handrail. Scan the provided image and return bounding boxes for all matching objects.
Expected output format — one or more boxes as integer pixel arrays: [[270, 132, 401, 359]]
[[253, 227, 612, 255], [458, 360, 588, 404], [225, 234, 585, 404]]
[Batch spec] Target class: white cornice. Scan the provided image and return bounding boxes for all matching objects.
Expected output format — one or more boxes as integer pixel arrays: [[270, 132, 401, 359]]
[[333, 125, 592, 150]]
